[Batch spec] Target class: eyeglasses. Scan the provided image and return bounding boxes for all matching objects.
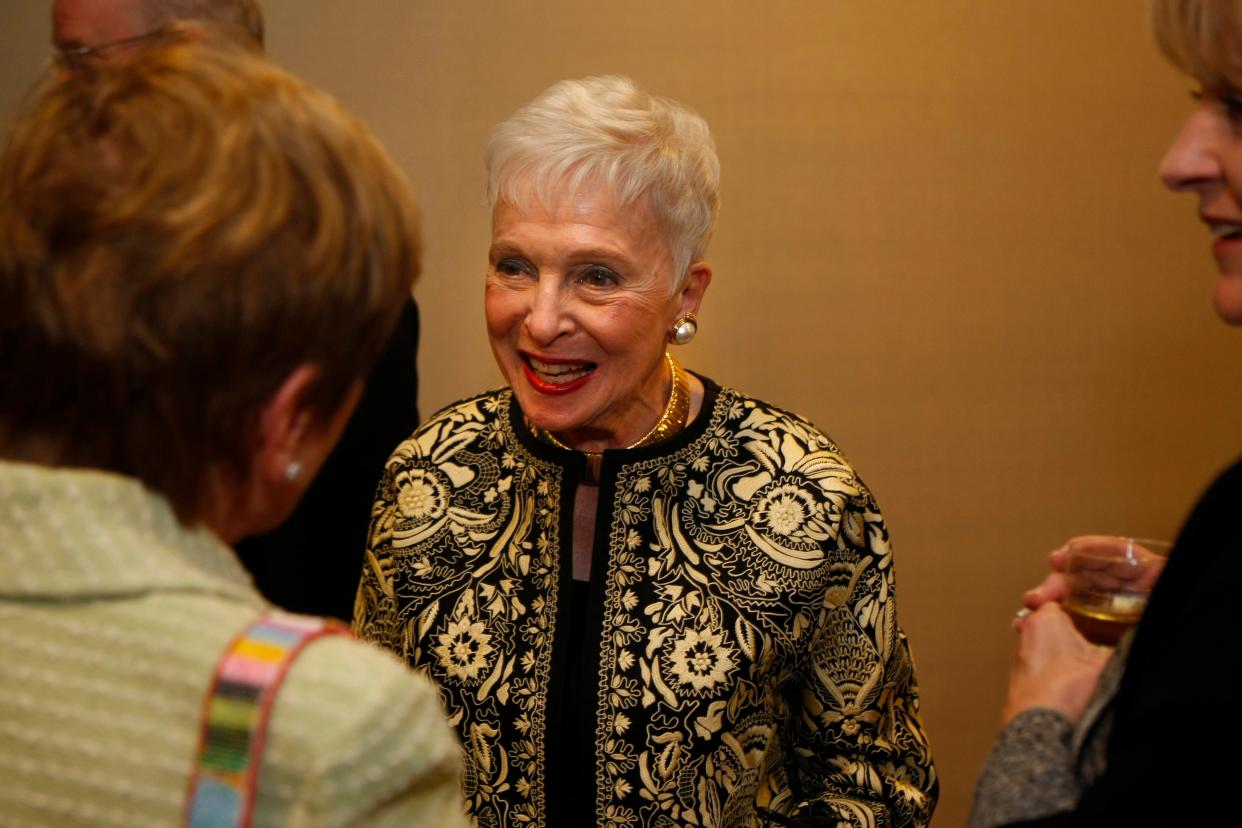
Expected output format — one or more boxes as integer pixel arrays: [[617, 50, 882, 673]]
[[53, 29, 164, 70]]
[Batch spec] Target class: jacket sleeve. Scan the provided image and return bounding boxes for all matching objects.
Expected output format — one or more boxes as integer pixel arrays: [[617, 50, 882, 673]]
[[352, 439, 413, 658], [786, 493, 938, 828], [967, 709, 1078, 828]]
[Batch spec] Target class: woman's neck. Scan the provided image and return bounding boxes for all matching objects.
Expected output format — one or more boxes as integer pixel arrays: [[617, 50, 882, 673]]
[[554, 353, 695, 453]]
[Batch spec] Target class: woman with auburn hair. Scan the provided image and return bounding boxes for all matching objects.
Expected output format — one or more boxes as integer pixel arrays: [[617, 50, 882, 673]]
[[970, 1, 1242, 824], [0, 30, 464, 826], [355, 74, 936, 827]]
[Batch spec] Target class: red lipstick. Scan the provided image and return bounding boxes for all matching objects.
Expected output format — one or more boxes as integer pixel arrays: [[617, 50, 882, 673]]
[[519, 352, 595, 395]]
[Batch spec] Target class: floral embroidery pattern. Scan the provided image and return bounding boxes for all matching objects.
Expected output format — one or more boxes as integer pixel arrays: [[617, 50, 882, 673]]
[[665, 627, 736, 695], [433, 616, 495, 684], [355, 384, 937, 827], [396, 468, 448, 523]]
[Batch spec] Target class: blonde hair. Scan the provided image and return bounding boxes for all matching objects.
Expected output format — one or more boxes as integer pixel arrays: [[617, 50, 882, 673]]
[[485, 75, 720, 285], [0, 27, 419, 521], [1152, 0, 1242, 88]]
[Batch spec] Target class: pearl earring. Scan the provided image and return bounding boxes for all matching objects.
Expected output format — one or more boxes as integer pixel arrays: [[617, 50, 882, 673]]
[[670, 312, 698, 346], [285, 460, 302, 482]]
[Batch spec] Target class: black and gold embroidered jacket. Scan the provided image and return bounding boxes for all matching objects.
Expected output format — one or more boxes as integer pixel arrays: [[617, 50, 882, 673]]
[[354, 378, 937, 827]]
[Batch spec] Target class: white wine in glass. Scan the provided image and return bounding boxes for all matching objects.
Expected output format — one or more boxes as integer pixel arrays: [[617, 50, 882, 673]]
[[1062, 537, 1170, 645]]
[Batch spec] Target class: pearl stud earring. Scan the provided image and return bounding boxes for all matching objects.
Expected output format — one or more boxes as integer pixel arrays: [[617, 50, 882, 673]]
[[670, 313, 698, 346]]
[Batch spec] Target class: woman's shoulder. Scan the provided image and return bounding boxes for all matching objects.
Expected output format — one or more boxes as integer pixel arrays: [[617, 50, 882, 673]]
[[677, 381, 878, 520], [261, 629, 466, 824], [420, 387, 513, 429], [276, 629, 451, 728], [386, 387, 514, 466], [667, 381, 889, 582], [707, 382, 846, 456]]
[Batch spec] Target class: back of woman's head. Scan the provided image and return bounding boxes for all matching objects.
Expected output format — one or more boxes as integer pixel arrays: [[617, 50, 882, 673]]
[[485, 75, 720, 284], [1153, 0, 1242, 88], [0, 25, 420, 521]]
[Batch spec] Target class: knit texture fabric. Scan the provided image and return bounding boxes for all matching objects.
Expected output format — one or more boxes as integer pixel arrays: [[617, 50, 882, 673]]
[[0, 461, 466, 828]]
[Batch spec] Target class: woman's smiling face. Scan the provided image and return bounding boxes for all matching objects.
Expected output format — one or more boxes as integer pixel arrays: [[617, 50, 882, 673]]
[[485, 183, 707, 451], [1160, 84, 1242, 324]]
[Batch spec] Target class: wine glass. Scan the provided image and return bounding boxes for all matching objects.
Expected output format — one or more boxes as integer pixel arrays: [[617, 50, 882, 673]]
[[1062, 536, 1171, 645]]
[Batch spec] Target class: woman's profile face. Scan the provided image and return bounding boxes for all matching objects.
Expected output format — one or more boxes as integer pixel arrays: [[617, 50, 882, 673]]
[[1160, 83, 1242, 324], [485, 184, 695, 450]]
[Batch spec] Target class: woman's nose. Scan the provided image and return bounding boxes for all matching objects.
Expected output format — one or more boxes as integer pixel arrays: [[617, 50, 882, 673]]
[[1160, 105, 1224, 192], [524, 281, 571, 345]]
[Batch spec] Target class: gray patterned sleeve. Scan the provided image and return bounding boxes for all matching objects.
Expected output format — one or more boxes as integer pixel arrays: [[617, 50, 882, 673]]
[[968, 708, 1078, 828]]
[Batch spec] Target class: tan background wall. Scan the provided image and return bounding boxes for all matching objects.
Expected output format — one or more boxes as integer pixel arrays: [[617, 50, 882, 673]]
[[4, 1, 1241, 823]]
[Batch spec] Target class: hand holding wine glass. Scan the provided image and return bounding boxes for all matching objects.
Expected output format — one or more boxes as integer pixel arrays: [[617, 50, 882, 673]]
[[1002, 536, 1171, 724], [1002, 603, 1112, 726]]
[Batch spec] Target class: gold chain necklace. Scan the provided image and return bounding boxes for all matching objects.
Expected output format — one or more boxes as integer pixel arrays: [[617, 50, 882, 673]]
[[530, 352, 690, 484]]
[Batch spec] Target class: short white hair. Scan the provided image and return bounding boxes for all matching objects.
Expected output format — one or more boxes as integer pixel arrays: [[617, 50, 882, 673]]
[[485, 75, 720, 285]]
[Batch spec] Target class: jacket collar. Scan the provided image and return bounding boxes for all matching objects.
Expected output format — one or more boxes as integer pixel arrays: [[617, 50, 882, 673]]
[[0, 460, 258, 602]]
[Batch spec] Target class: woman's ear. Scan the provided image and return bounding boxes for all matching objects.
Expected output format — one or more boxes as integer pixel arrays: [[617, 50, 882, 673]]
[[211, 366, 362, 544], [678, 261, 712, 316], [253, 364, 323, 487]]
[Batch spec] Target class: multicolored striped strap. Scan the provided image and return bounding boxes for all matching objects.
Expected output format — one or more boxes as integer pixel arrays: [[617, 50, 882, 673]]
[[183, 612, 351, 828]]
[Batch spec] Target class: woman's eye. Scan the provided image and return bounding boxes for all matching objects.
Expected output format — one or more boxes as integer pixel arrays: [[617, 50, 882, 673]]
[[494, 258, 530, 277], [1222, 95, 1242, 120], [1193, 86, 1242, 122], [579, 265, 619, 287]]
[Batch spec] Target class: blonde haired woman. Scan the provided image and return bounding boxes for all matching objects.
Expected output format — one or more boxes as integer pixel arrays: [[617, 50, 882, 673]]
[[971, 1, 1242, 824]]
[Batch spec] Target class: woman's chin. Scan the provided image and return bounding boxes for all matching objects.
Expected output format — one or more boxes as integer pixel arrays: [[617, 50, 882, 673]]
[[1213, 275, 1242, 325], [511, 372, 595, 433], [524, 408, 583, 437]]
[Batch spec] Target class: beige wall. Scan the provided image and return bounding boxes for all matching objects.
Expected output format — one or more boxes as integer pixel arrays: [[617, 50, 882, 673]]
[[5, 2, 1241, 823]]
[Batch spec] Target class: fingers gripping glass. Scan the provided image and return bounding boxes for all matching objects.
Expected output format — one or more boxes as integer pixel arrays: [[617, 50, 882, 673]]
[[1062, 537, 1171, 645], [54, 29, 165, 70]]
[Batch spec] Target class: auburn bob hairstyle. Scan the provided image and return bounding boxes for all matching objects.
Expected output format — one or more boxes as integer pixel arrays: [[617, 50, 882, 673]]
[[0, 26, 420, 521]]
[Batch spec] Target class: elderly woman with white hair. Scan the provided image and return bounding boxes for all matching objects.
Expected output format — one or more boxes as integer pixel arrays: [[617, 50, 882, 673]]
[[355, 75, 937, 827]]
